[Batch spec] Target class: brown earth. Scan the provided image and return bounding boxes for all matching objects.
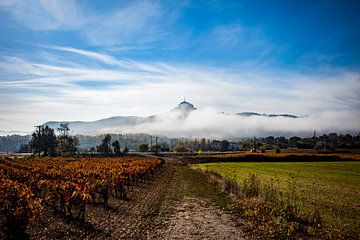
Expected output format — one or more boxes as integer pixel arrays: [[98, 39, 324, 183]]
[[19, 159, 246, 240], [153, 197, 244, 239]]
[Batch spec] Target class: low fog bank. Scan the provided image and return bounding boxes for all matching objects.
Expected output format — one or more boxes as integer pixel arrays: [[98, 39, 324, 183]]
[[102, 108, 360, 139]]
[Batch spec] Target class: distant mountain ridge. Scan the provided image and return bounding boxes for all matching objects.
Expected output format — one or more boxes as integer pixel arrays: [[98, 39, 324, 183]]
[[237, 112, 298, 118], [44, 100, 299, 135]]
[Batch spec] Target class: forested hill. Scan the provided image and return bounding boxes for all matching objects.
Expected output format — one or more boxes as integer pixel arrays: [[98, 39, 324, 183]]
[[0, 135, 31, 152]]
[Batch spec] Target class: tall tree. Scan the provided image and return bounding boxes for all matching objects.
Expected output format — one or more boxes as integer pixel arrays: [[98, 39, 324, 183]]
[[150, 144, 161, 153], [138, 143, 149, 152], [220, 140, 230, 152], [56, 122, 79, 156], [57, 122, 70, 136], [112, 140, 121, 155], [97, 134, 112, 155], [29, 125, 56, 156]]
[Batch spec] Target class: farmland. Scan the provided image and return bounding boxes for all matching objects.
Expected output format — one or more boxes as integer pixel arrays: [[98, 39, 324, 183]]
[[194, 160, 360, 236], [0, 155, 248, 239], [0, 156, 162, 239], [1, 153, 360, 239]]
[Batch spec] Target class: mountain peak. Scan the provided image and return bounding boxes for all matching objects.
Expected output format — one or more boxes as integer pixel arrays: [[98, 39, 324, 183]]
[[172, 100, 197, 112]]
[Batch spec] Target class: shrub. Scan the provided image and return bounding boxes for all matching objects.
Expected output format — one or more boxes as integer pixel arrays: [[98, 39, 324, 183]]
[[174, 145, 189, 152]]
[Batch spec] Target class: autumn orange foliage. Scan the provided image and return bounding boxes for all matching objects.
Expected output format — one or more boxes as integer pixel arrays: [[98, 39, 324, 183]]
[[0, 156, 161, 229]]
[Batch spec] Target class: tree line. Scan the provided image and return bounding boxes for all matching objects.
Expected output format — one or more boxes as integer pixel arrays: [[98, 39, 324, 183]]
[[16, 127, 360, 155], [30, 123, 79, 156], [29, 123, 128, 157]]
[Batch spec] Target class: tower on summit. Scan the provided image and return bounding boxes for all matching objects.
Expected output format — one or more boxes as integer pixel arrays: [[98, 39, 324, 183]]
[[173, 99, 197, 112]]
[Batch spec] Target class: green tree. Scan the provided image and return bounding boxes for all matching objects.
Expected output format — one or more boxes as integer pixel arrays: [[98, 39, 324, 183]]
[[57, 122, 70, 136], [160, 143, 170, 152], [90, 147, 96, 154], [29, 126, 41, 156], [150, 144, 161, 153], [289, 136, 301, 148], [29, 125, 56, 156], [173, 145, 189, 153], [220, 140, 230, 152], [123, 147, 129, 155], [276, 136, 288, 149], [240, 138, 253, 151], [200, 138, 207, 151], [56, 135, 79, 156], [97, 134, 112, 155], [112, 140, 121, 155], [138, 143, 149, 152], [56, 123, 79, 156]]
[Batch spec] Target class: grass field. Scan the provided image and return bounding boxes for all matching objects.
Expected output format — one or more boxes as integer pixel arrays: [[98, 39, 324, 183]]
[[193, 161, 360, 232]]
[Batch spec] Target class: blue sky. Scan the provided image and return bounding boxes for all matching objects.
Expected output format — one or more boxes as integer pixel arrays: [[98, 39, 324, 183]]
[[0, 0, 359, 134]]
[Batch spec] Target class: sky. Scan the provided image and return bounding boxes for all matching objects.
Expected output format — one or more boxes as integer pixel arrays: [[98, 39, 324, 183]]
[[0, 0, 359, 136]]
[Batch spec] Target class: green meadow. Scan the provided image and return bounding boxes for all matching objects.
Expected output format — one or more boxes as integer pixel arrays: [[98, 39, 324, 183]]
[[194, 161, 360, 231]]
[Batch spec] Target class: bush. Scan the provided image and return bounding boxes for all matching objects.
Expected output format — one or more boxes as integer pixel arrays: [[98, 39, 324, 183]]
[[174, 145, 189, 152], [138, 143, 149, 152]]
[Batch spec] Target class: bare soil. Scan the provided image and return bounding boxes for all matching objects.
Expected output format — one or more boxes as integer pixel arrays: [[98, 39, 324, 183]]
[[155, 197, 244, 239], [13, 160, 246, 239]]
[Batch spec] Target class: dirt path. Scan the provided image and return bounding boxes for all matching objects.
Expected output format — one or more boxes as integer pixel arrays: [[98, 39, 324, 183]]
[[158, 197, 244, 239], [26, 161, 246, 240], [147, 162, 246, 239]]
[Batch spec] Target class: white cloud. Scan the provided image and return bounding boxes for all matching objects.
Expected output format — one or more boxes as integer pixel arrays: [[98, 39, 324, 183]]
[[208, 24, 244, 48], [0, 0, 174, 48], [123, 108, 360, 139], [49, 46, 121, 65], [46, 46, 175, 74], [0, 47, 359, 136], [84, 1, 165, 46], [202, 23, 275, 59], [0, 0, 84, 30]]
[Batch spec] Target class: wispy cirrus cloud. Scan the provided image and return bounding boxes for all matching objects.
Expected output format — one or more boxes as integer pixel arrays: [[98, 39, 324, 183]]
[[0, 0, 275, 62], [0, 0, 84, 30], [0, 0, 181, 49], [200, 23, 276, 65], [206, 24, 244, 48], [84, 1, 167, 47], [49, 46, 120, 65], [0, 47, 359, 135]]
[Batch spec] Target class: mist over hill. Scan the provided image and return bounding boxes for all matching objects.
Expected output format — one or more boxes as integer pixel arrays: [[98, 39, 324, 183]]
[[1, 101, 359, 152], [43, 100, 360, 139]]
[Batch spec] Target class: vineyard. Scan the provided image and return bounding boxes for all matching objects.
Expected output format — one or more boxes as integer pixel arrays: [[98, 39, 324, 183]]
[[0, 156, 162, 238]]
